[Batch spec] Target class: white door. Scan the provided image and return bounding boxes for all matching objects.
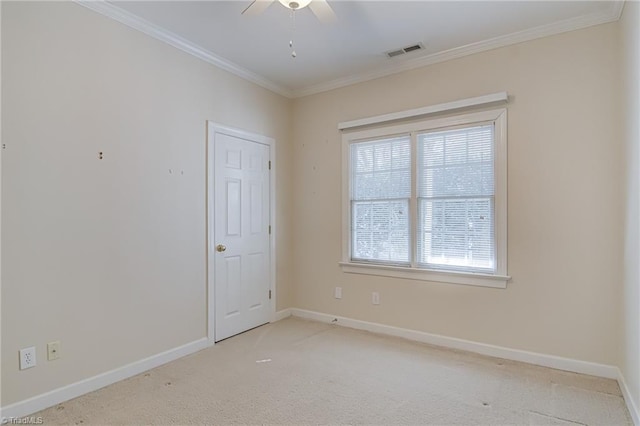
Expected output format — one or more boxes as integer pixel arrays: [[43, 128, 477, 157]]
[[211, 127, 272, 342]]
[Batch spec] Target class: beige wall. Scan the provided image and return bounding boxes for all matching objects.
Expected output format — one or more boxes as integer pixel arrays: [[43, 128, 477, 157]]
[[1, 2, 292, 405], [620, 0, 640, 413], [292, 22, 623, 365]]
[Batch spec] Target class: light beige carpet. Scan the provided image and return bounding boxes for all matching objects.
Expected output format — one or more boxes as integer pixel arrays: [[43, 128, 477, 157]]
[[36, 317, 631, 425]]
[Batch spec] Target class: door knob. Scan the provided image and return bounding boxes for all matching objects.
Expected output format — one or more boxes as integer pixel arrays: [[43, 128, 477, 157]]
[[216, 244, 226, 252]]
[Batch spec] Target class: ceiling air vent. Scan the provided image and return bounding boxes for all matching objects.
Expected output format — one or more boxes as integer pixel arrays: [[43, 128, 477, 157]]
[[387, 49, 405, 58], [385, 43, 425, 59]]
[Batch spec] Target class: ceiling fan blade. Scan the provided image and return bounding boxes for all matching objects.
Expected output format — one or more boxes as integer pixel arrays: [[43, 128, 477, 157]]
[[309, 0, 337, 23], [241, 0, 275, 16]]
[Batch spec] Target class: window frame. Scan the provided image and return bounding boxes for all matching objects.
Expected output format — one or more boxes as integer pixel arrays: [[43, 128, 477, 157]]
[[340, 108, 509, 289]]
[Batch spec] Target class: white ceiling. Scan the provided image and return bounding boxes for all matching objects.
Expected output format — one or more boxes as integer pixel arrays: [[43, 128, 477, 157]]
[[90, 1, 623, 97]]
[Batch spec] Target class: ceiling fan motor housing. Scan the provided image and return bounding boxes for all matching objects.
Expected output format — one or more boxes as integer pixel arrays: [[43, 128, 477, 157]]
[[278, 0, 313, 10]]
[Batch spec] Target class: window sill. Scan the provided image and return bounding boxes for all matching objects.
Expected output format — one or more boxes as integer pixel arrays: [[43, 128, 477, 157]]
[[339, 262, 510, 289]]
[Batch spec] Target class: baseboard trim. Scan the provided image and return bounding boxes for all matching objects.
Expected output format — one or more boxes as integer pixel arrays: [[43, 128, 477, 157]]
[[291, 308, 619, 379], [273, 308, 292, 322], [618, 370, 640, 426], [0, 337, 209, 420]]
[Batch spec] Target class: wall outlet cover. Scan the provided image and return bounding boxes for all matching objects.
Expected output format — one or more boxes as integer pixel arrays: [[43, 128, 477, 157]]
[[19, 347, 37, 370], [335, 287, 342, 299], [47, 341, 61, 361]]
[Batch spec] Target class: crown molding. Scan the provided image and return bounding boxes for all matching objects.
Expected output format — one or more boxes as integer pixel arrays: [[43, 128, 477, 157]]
[[612, 0, 625, 21], [293, 1, 625, 98], [75, 1, 293, 98], [75, 0, 623, 100]]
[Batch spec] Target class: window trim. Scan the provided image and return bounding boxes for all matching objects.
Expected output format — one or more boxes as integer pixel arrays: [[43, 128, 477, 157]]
[[341, 108, 510, 288]]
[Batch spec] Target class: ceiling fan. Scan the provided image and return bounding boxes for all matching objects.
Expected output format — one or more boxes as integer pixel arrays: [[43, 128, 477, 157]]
[[242, 0, 337, 24]]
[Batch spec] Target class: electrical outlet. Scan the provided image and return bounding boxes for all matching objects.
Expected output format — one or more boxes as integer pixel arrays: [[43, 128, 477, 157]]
[[372, 292, 380, 305], [334, 287, 342, 299], [47, 341, 61, 361], [19, 347, 37, 370]]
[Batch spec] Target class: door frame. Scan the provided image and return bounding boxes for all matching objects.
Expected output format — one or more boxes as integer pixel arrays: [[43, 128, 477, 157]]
[[206, 121, 276, 344]]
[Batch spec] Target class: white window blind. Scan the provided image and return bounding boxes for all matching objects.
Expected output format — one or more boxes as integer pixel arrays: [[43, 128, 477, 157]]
[[417, 124, 495, 272], [351, 136, 411, 263]]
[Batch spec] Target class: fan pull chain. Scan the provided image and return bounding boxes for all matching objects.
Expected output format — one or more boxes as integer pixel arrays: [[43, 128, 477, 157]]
[[290, 8, 297, 58]]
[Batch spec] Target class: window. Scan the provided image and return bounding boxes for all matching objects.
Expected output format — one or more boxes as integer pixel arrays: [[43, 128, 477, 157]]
[[351, 136, 411, 264], [341, 108, 509, 288]]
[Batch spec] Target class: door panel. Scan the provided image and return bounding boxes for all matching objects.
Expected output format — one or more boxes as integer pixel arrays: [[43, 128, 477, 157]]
[[226, 179, 241, 236], [249, 182, 263, 234], [213, 131, 270, 342], [223, 255, 241, 318], [247, 252, 264, 310]]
